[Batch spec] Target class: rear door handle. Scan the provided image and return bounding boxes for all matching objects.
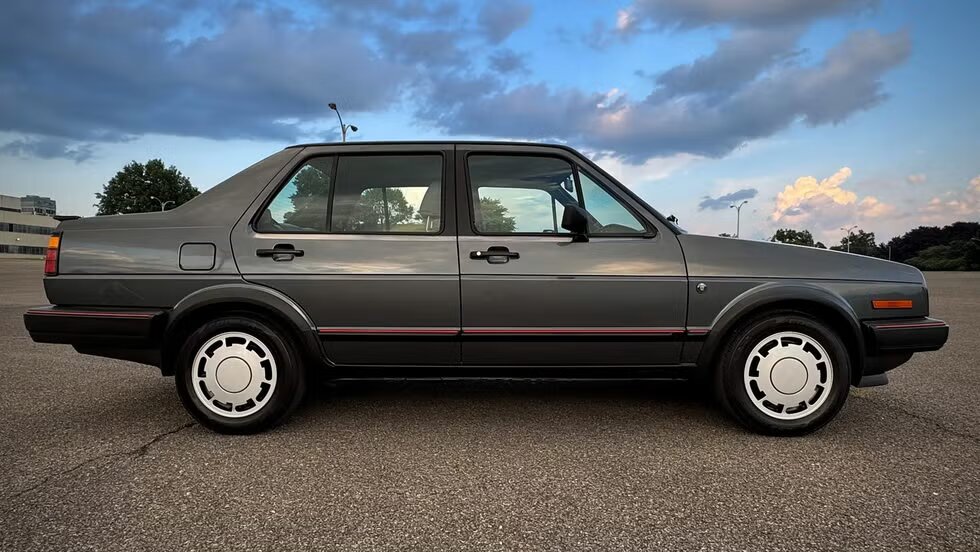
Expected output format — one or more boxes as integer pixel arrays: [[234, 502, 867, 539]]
[[470, 246, 519, 264], [256, 244, 304, 261]]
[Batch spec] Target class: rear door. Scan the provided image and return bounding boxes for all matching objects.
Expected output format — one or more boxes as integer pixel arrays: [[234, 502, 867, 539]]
[[232, 144, 460, 366], [455, 144, 688, 367]]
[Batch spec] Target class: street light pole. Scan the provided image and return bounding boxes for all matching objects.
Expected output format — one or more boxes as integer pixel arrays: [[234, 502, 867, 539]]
[[730, 200, 749, 238], [328, 102, 358, 142], [149, 196, 174, 212], [840, 225, 858, 253]]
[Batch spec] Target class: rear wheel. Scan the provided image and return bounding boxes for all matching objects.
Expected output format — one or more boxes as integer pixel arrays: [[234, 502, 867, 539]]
[[175, 316, 305, 434], [715, 310, 850, 436]]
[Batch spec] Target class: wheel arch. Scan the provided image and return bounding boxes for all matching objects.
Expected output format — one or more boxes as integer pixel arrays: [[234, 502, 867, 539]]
[[697, 283, 866, 385], [163, 283, 325, 376]]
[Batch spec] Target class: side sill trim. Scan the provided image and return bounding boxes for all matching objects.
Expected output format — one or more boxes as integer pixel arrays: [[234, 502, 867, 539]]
[[318, 327, 459, 336], [317, 326, 712, 337]]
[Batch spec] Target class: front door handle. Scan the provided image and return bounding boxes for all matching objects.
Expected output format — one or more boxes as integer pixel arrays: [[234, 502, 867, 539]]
[[256, 244, 304, 261], [470, 246, 519, 264]]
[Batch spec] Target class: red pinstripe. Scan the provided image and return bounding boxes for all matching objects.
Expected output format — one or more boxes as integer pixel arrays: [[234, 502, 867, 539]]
[[873, 321, 947, 330]]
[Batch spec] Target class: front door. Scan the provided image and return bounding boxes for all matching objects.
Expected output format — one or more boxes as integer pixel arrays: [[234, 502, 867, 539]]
[[455, 145, 688, 367], [232, 145, 460, 366]]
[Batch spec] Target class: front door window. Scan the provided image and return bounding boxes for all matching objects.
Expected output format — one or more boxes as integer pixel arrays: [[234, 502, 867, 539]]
[[467, 154, 645, 236]]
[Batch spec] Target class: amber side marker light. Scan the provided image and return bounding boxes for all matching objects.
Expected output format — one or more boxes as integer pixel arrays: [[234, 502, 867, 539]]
[[43, 233, 61, 276], [872, 299, 913, 309]]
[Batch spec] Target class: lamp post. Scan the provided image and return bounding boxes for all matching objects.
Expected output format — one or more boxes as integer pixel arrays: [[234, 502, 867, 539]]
[[841, 225, 858, 253], [730, 200, 748, 238], [328, 102, 358, 142], [149, 196, 174, 212]]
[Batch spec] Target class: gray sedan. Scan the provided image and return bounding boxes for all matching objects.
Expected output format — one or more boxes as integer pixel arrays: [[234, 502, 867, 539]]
[[24, 142, 948, 435]]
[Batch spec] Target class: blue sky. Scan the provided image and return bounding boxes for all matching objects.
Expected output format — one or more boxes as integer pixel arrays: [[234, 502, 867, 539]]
[[1, 0, 977, 243]]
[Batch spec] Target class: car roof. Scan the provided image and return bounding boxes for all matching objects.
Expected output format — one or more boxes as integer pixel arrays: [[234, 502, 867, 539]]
[[285, 140, 577, 151]]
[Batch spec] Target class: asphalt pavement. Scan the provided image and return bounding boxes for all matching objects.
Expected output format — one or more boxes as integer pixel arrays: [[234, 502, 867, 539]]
[[1, 259, 977, 551]]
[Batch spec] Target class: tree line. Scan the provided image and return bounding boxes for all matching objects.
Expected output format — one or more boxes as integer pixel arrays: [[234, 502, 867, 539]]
[[769, 223, 980, 270]]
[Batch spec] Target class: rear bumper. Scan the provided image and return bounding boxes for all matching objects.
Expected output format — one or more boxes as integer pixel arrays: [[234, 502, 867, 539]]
[[864, 317, 949, 354], [24, 305, 167, 366]]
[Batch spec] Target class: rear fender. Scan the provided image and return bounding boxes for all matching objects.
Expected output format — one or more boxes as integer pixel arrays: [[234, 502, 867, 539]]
[[164, 282, 325, 375]]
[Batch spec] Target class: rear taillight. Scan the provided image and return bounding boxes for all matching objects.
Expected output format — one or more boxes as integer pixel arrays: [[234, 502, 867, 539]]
[[44, 233, 61, 276]]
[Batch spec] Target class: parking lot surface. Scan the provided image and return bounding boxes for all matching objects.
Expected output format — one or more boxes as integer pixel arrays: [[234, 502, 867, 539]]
[[1, 259, 977, 551]]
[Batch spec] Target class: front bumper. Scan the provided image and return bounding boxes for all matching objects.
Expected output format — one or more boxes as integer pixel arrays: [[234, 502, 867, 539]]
[[864, 317, 949, 354], [856, 317, 949, 386]]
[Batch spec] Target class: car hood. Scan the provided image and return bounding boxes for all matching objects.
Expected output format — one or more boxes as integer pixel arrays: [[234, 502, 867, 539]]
[[677, 234, 924, 284]]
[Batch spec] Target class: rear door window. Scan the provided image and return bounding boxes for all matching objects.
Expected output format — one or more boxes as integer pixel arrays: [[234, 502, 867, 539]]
[[330, 155, 443, 234], [256, 154, 443, 234]]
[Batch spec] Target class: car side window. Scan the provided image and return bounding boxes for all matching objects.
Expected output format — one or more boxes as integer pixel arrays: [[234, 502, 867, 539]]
[[256, 154, 443, 234], [468, 155, 577, 234], [256, 157, 334, 232], [330, 155, 443, 233], [468, 154, 645, 236], [578, 171, 645, 234]]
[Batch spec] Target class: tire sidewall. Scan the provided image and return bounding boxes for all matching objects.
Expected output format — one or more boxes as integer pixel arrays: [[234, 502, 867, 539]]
[[720, 312, 851, 435], [175, 316, 304, 434]]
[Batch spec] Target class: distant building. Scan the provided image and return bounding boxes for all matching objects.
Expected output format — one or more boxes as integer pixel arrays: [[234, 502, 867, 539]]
[[0, 195, 59, 258], [20, 195, 57, 216]]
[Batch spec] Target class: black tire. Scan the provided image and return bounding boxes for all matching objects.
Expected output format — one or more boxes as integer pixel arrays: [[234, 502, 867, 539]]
[[175, 315, 306, 434], [714, 310, 850, 436]]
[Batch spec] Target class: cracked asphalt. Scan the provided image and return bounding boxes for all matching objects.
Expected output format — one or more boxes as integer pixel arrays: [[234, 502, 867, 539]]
[[1, 259, 977, 551]]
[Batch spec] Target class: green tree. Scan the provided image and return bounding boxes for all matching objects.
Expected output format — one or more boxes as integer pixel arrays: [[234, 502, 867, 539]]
[[477, 197, 516, 232], [335, 187, 416, 231], [95, 159, 199, 215], [771, 228, 815, 247], [905, 236, 980, 271], [831, 229, 885, 257], [284, 164, 331, 229], [883, 222, 980, 263]]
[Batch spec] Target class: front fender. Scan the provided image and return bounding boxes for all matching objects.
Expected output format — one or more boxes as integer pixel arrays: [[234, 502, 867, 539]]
[[697, 282, 865, 379]]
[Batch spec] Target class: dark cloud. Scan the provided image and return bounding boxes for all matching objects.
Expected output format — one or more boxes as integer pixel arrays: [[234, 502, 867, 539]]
[[0, 0, 909, 168], [698, 188, 758, 210], [617, 0, 877, 32], [488, 50, 529, 74], [319, 0, 460, 23], [0, 137, 96, 163], [0, 1, 409, 150], [423, 29, 910, 161], [650, 27, 802, 99], [477, 0, 533, 44], [377, 30, 468, 67]]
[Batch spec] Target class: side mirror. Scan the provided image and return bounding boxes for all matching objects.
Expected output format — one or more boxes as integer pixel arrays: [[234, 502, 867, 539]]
[[561, 204, 589, 242]]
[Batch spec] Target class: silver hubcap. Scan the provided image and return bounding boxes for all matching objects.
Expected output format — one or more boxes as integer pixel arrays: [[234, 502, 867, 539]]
[[743, 331, 833, 421], [192, 331, 277, 418]]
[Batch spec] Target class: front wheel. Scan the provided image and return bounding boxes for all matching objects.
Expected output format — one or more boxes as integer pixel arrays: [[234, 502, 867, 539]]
[[716, 311, 851, 436], [175, 316, 306, 434]]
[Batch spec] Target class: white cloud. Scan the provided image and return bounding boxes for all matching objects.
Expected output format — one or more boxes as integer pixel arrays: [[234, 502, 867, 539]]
[[773, 167, 856, 220], [906, 173, 927, 184], [590, 151, 701, 187], [770, 167, 896, 241], [596, 88, 624, 109], [919, 175, 980, 221], [616, 9, 635, 31]]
